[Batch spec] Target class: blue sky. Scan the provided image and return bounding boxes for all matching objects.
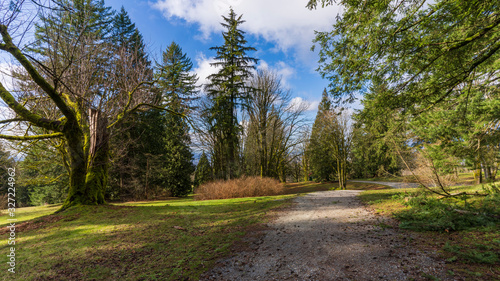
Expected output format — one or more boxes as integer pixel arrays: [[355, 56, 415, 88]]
[[104, 0, 351, 118]]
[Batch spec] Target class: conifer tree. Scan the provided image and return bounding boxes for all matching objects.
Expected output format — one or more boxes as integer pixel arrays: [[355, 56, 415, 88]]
[[111, 6, 149, 65], [206, 8, 257, 180], [194, 152, 213, 187], [308, 89, 336, 181], [107, 6, 156, 200], [156, 42, 197, 196]]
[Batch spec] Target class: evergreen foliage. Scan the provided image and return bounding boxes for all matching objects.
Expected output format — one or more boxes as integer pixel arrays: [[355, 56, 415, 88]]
[[308, 0, 500, 112], [156, 42, 196, 197], [350, 79, 402, 178], [206, 8, 257, 180], [308, 90, 336, 182], [194, 152, 212, 187]]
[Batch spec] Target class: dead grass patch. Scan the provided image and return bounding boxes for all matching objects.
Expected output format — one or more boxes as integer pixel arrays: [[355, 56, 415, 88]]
[[195, 176, 285, 200]]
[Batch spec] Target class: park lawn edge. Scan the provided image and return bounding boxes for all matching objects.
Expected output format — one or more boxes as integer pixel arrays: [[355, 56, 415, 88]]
[[359, 185, 500, 280]]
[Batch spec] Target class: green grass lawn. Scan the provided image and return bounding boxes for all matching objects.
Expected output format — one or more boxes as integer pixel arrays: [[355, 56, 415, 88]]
[[0, 181, 390, 280], [0, 204, 61, 228], [11, 180, 492, 280], [360, 184, 500, 280], [0, 195, 295, 280]]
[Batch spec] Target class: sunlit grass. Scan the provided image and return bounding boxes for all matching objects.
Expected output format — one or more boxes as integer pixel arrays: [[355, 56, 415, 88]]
[[0, 195, 295, 281], [0, 204, 61, 227], [0, 180, 392, 280]]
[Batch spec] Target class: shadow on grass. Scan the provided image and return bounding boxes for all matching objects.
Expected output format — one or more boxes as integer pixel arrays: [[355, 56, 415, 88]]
[[0, 197, 291, 280]]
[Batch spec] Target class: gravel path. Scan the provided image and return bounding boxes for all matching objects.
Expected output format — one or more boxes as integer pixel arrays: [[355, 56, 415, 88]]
[[349, 180, 420, 189], [202, 190, 452, 281]]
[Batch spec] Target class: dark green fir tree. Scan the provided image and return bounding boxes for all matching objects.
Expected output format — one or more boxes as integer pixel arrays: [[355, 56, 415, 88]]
[[194, 152, 213, 187], [206, 8, 257, 180]]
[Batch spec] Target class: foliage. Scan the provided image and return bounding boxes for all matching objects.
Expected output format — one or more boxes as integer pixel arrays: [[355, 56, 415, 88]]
[[16, 141, 68, 206], [156, 42, 197, 197], [396, 194, 500, 231], [307, 90, 353, 188], [194, 152, 213, 187], [161, 108, 194, 197], [308, 0, 500, 189], [444, 242, 499, 265], [307, 90, 336, 182], [308, 0, 500, 112], [350, 79, 403, 179], [205, 8, 257, 180]]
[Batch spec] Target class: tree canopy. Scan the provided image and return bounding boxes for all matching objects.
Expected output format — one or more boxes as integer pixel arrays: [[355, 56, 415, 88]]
[[308, 0, 500, 114]]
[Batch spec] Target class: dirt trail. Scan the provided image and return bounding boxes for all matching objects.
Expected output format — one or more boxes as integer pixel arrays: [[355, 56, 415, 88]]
[[202, 190, 452, 281], [349, 180, 420, 189]]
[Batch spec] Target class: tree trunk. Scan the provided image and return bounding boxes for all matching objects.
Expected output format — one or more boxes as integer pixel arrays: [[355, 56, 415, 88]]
[[62, 109, 109, 209], [84, 109, 109, 204]]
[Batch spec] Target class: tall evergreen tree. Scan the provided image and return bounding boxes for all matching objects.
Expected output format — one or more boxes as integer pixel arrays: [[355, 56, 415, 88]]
[[194, 152, 213, 187], [111, 6, 149, 65], [350, 79, 402, 179], [206, 8, 257, 180], [308, 89, 336, 181], [156, 42, 197, 196], [157, 41, 198, 107], [107, 6, 156, 200]]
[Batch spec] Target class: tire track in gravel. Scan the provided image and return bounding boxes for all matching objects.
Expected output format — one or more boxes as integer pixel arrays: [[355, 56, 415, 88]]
[[202, 190, 454, 281]]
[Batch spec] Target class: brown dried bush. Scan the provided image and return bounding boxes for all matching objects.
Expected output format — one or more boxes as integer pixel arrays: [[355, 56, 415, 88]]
[[194, 176, 285, 200]]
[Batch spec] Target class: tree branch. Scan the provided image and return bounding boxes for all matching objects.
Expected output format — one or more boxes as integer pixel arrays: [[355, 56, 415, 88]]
[[0, 81, 63, 131], [0, 118, 24, 124], [0, 132, 63, 141], [0, 24, 77, 127]]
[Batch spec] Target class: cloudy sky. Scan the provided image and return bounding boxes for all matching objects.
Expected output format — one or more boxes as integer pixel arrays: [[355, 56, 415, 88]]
[[103, 0, 350, 118]]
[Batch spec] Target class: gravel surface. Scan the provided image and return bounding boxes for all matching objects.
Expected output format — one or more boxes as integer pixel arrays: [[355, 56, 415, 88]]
[[202, 190, 453, 281], [349, 180, 420, 189]]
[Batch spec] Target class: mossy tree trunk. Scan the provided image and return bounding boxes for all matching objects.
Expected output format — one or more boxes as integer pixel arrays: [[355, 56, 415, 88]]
[[62, 109, 109, 209], [1, 23, 150, 210]]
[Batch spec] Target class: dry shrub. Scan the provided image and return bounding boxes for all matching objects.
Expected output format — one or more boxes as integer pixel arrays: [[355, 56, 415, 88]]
[[412, 152, 458, 189], [194, 176, 285, 200]]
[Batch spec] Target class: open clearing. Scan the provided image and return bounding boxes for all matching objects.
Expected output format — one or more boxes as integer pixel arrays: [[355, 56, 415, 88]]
[[1, 181, 497, 280]]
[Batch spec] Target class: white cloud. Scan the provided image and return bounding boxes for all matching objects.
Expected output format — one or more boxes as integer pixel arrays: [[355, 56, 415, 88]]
[[256, 60, 296, 89], [192, 53, 219, 87], [290, 96, 319, 112], [151, 0, 341, 63]]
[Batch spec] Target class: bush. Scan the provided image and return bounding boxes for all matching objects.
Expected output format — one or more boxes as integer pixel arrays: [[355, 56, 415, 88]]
[[194, 176, 285, 200]]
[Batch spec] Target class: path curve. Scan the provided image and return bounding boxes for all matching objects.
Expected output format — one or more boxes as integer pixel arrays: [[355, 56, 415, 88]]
[[202, 190, 451, 280], [349, 180, 420, 189]]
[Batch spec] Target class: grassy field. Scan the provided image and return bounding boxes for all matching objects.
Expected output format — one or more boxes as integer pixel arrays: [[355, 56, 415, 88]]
[[0, 205, 61, 228], [0, 182, 321, 280], [3, 180, 496, 280], [360, 184, 500, 280], [0, 195, 296, 280], [0, 181, 389, 280]]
